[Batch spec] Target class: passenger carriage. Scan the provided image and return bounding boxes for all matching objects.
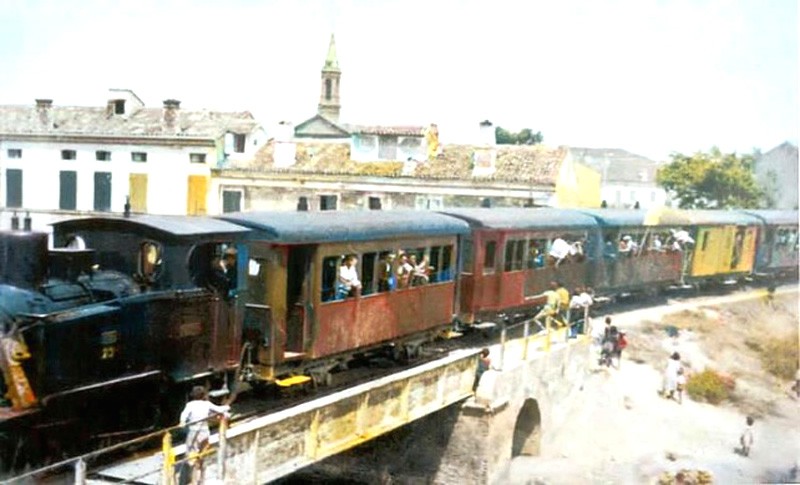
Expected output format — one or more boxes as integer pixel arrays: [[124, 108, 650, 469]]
[[218, 210, 469, 385], [651, 209, 761, 283], [437, 208, 602, 324], [576, 209, 684, 292], [741, 210, 799, 278]]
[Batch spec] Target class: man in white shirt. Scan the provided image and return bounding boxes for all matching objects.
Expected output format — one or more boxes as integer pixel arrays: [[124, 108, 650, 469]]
[[179, 386, 231, 481], [337, 255, 362, 299]]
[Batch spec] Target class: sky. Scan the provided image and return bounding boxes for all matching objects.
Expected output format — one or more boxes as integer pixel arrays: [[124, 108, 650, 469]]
[[0, 0, 797, 161]]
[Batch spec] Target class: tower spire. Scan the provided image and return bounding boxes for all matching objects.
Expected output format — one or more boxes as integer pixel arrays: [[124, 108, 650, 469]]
[[323, 33, 340, 72], [318, 33, 341, 122]]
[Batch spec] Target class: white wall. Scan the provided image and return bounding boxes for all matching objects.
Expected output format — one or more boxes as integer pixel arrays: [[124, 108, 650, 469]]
[[224, 127, 267, 163], [601, 183, 667, 209], [350, 134, 427, 162], [0, 139, 214, 215]]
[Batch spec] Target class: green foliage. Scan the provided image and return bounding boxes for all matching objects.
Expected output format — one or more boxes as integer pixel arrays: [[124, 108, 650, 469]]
[[656, 147, 764, 209], [495, 126, 543, 145], [758, 336, 799, 380], [686, 369, 735, 404]]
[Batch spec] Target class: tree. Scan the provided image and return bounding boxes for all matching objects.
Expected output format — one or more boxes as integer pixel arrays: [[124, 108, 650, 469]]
[[494, 126, 543, 145], [656, 147, 764, 209]]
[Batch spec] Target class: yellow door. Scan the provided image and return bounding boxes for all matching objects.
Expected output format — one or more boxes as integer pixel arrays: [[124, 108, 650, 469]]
[[187, 175, 208, 215], [129, 174, 148, 213]]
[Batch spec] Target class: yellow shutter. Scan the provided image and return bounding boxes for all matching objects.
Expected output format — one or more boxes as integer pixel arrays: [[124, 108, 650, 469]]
[[187, 175, 208, 215], [129, 174, 148, 213]]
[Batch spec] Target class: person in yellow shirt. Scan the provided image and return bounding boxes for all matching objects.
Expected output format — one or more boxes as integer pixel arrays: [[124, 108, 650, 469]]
[[556, 282, 571, 327], [534, 281, 561, 329]]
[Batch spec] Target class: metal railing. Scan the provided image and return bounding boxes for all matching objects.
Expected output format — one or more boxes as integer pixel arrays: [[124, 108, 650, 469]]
[[3, 412, 229, 485]]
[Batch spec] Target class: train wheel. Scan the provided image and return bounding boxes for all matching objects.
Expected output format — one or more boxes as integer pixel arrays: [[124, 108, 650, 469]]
[[309, 369, 332, 388]]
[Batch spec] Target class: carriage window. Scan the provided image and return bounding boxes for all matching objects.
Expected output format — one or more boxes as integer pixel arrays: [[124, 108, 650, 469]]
[[65, 235, 87, 250], [321, 256, 340, 302], [527, 239, 547, 269], [462, 238, 474, 272], [504, 240, 525, 272], [361, 252, 377, 296], [441, 245, 453, 281], [731, 227, 746, 268], [504, 241, 515, 272], [138, 241, 163, 282], [429, 246, 441, 283], [246, 258, 267, 303], [603, 236, 617, 259], [377, 251, 395, 293], [483, 241, 497, 274]]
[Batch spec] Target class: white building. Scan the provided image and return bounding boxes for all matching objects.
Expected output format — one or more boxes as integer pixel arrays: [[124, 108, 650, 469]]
[[0, 89, 264, 230], [567, 147, 668, 209]]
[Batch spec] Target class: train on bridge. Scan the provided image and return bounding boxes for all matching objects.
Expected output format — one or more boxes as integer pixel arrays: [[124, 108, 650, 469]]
[[0, 207, 796, 473]]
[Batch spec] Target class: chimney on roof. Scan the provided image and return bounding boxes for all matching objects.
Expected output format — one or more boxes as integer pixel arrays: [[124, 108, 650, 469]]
[[273, 121, 297, 168], [479, 120, 495, 147], [162, 99, 181, 132], [472, 120, 497, 178], [35, 99, 53, 129]]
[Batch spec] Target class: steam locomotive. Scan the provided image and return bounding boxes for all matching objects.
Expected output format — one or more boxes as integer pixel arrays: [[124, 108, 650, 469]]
[[0, 207, 796, 472]]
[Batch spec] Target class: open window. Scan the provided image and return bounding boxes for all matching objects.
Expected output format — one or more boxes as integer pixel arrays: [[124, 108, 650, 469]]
[[527, 238, 548, 269], [483, 240, 497, 275], [189, 242, 237, 292], [138, 241, 163, 283], [65, 235, 87, 250]]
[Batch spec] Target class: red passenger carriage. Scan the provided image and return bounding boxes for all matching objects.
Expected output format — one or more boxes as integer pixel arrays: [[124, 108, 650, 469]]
[[219, 210, 470, 384], [438, 208, 602, 324]]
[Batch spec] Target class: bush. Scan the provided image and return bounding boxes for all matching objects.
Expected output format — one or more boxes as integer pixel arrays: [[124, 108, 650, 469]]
[[686, 369, 735, 404], [759, 336, 799, 380]]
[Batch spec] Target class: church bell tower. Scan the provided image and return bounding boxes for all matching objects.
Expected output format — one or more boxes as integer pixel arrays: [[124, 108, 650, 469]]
[[318, 34, 341, 122]]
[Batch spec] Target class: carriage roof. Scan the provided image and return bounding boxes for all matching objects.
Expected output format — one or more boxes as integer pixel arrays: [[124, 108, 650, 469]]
[[218, 210, 470, 243], [438, 208, 599, 231], [739, 210, 799, 227], [52, 215, 250, 239], [638, 209, 762, 226]]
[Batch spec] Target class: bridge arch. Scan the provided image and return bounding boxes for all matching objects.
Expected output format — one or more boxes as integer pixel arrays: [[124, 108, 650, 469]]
[[511, 398, 542, 457]]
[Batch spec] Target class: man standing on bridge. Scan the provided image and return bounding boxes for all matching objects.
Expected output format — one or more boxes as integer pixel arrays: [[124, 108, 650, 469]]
[[179, 386, 231, 484]]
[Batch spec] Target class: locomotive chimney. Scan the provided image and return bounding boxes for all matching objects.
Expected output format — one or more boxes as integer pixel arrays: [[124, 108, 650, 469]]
[[23, 212, 32, 231], [124, 196, 131, 218], [11, 212, 19, 230]]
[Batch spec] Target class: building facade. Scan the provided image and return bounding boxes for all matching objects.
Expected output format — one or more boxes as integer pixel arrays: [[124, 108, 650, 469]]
[[214, 36, 601, 214], [567, 147, 667, 209], [754, 142, 799, 210], [0, 89, 264, 230]]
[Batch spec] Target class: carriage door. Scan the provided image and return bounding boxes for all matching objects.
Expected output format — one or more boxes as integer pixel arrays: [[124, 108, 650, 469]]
[[286, 245, 315, 356]]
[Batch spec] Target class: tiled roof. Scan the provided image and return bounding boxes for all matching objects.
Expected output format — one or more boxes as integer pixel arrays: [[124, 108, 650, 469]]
[[243, 141, 564, 185], [344, 125, 425, 137], [0, 104, 258, 139], [569, 147, 660, 184]]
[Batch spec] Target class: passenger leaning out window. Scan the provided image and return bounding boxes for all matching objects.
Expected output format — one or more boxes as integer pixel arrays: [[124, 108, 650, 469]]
[[337, 255, 362, 299]]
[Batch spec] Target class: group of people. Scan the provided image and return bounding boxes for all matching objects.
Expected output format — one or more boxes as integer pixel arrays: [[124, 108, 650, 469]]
[[598, 316, 627, 368], [535, 281, 594, 335], [337, 251, 436, 300], [610, 229, 694, 258]]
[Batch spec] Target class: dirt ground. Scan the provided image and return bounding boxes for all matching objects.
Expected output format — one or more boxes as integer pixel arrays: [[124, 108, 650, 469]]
[[502, 287, 800, 485]]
